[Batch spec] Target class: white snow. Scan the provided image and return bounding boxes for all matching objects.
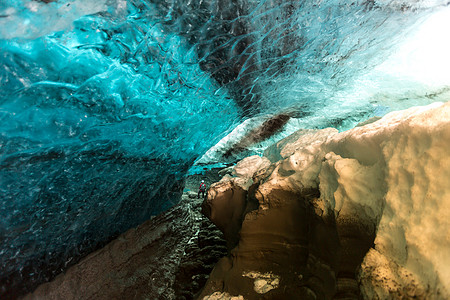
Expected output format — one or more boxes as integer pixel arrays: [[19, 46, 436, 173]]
[[227, 101, 450, 298], [232, 155, 271, 179], [202, 292, 244, 300], [0, 0, 114, 39], [242, 271, 281, 294]]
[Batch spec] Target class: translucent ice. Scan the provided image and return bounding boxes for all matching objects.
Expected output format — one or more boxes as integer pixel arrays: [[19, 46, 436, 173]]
[[1, 0, 450, 297]]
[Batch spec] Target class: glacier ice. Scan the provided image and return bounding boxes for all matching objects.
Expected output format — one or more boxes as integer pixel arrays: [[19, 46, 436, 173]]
[[0, 1, 240, 295], [1, 0, 450, 297]]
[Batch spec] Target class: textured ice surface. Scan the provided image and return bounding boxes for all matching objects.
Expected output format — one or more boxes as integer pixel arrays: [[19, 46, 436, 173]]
[[1, 0, 450, 297], [0, 0, 239, 295]]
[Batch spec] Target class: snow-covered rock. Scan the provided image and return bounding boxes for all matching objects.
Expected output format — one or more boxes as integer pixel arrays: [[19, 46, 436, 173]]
[[263, 128, 338, 162], [200, 101, 450, 299]]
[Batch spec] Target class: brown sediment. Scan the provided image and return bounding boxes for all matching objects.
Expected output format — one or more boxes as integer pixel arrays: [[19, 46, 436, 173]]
[[201, 181, 249, 250], [223, 113, 291, 158], [334, 218, 376, 300], [199, 181, 376, 299], [200, 185, 343, 299]]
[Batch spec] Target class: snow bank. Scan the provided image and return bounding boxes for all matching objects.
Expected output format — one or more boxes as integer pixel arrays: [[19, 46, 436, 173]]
[[201, 101, 450, 299]]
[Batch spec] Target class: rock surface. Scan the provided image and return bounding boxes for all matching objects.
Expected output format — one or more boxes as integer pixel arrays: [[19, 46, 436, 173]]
[[20, 172, 228, 300], [199, 102, 450, 299]]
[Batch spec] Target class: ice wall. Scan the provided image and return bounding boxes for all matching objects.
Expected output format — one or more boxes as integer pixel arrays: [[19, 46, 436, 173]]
[[0, 0, 240, 296], [1, 0, 450, 297]]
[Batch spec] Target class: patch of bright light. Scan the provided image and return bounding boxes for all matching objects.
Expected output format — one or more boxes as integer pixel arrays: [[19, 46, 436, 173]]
[[376, 6, 450, 87]]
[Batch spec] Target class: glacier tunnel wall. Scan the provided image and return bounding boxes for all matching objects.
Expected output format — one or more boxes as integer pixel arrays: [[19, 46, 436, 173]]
[[1, 0, 449, 297]]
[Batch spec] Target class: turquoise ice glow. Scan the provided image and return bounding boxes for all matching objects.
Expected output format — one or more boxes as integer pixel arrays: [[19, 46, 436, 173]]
[[1, 0, 450, 297]]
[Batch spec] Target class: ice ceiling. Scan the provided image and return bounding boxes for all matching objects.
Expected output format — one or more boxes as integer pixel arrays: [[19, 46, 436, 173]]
[[1, 0, 450, 297]]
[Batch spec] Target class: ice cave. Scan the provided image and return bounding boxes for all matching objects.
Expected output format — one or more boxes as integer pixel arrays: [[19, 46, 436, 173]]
[[1, 0, 450, 299]]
